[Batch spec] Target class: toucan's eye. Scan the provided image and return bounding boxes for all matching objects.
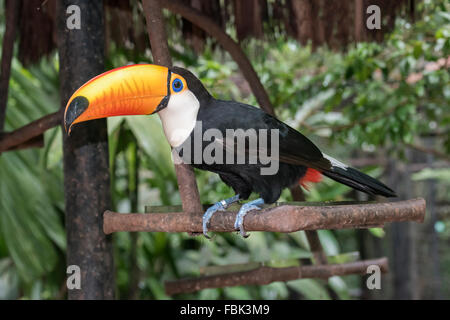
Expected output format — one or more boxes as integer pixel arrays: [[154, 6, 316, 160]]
[[172, 78, 183, 92]]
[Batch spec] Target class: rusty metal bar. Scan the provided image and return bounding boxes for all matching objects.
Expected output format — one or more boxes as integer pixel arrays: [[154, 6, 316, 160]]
[[165, 257, 388, 295], [104, 198, 425, 234]]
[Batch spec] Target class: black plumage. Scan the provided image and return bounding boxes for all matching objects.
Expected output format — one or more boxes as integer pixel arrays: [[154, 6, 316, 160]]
[[172, 67, 396, 203]]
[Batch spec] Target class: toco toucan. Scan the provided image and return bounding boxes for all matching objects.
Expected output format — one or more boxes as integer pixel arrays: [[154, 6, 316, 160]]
[[64, 64, 396, 238]]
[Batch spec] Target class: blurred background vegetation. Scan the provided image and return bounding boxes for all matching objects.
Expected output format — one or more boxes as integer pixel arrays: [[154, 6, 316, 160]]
[[0, 0, 449, 299]]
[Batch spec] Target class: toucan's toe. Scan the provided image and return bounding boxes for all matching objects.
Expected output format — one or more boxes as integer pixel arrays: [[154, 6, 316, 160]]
[[202, 202, 226, 238], [234, 198, 265, 238]]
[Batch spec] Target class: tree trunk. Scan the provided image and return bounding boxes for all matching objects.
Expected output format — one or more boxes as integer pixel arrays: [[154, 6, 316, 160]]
[[354, 0, 365, 42], [57, 0, 114, 300], [291, 0, 314, 46], [0, 0, 20, 133]]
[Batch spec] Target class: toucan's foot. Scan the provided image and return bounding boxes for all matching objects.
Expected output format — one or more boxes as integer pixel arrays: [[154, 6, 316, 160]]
[[202, 202, 225, 239], [202, 195, 240, 239], [234, 198, 265, 238]]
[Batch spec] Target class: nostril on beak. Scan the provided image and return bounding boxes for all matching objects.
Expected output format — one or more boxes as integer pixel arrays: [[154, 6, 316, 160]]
[[64, 96, 90, 133]]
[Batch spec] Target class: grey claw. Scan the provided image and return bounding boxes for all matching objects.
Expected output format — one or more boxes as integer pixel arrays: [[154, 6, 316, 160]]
[[239, 227, 250, 238], [234, 203, 261, 238]]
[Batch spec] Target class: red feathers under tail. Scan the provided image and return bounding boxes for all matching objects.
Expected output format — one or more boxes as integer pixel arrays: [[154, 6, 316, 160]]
[[299, 168, 322, 190]]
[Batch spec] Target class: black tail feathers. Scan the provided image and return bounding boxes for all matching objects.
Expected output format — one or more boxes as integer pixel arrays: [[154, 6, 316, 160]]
[[323, 165, 397, 198]]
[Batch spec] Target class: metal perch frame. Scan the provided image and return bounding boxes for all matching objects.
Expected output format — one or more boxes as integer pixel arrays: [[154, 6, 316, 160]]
[[103, 198, 425, 234]]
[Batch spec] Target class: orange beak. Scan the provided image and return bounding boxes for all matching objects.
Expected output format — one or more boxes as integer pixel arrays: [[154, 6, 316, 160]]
[[64, 64, 170, 134]]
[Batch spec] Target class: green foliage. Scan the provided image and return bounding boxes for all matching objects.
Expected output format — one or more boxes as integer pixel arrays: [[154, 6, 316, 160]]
[[412, 168, 450, 181], [0, 57, 65, 297], [249, 0, 450, 157]]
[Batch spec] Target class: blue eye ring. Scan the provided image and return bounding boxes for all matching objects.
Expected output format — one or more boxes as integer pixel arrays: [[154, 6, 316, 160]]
[[172, 78, 183, 92]]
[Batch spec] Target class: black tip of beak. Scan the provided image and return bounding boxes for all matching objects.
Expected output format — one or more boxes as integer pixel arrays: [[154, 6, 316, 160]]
[[64, 96, 89, 134]]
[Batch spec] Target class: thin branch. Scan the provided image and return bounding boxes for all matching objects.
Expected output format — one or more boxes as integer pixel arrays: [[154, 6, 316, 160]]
[[406, 143, 450, 163], [0, 0, 20, 133], [3, 134, 44, 151], [104, 198, 425, 234], [165, 257, 388, 295], [305, 230, 328, 265], [290, 186, 328, 265], [161, 0, 275, 116], [354, 0, 365, 42], [142, 0, 172, 67], [406, 56, 450, 84], [142, 0, 203, 219], [0, 111, 61, 152], [314, 103, 401, 132]]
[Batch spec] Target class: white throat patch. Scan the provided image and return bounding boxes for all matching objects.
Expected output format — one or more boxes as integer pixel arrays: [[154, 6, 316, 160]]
[[157, 90, 200, 147]]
